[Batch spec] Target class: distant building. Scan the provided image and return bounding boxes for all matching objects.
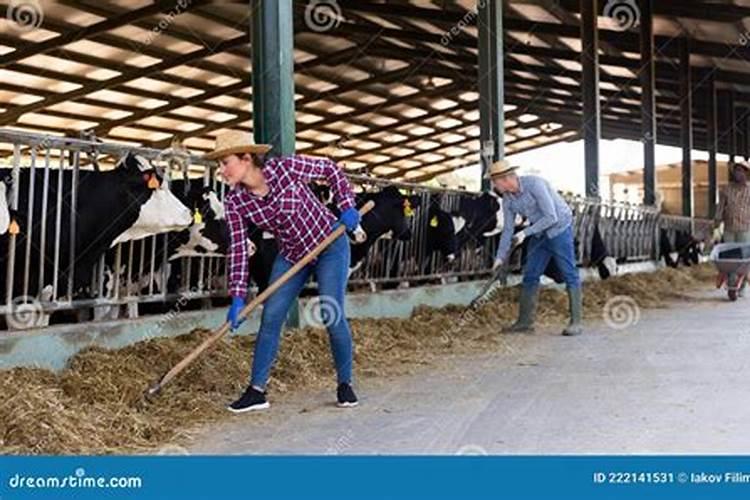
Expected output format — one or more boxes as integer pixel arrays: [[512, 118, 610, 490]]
[[608, 160, 731, 218]]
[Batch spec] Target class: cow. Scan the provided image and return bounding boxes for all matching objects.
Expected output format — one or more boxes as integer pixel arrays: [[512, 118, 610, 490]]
[[421, 195, 458, 276], [0, 152, 192, 327], [659, 229, 702, 267], [451, 191, 504, 250], [102, 178, 229, 298]]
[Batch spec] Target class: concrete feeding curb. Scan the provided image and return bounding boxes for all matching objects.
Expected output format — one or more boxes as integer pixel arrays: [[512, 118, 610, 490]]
[[0, 261, 664, 371]]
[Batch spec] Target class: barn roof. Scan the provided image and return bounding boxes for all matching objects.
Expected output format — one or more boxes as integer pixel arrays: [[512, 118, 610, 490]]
[[0, 0, 748, 182]]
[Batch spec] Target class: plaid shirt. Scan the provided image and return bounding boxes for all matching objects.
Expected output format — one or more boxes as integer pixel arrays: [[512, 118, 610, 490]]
[[717, 183, 750, 232], [224, 155, 356, 298]]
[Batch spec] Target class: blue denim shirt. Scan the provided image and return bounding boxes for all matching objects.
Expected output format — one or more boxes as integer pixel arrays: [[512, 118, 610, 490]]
[[496, 175, 573, 261]]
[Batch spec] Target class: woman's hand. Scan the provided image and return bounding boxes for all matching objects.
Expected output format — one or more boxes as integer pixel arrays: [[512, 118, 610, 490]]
[[339, 207, 361, 232], [227, 295, 246, 331]]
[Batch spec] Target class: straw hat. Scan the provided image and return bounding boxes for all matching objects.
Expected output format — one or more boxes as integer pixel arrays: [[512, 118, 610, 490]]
[[204, 131, 272, 160], [484, 159, 519, 179]]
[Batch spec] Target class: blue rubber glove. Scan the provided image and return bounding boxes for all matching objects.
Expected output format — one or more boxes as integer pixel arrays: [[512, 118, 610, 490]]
[[339, 207, 360, 232], [227, 296, 245, 331]]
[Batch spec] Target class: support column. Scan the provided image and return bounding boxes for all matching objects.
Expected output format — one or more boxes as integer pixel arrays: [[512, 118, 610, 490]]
[[251, 0, 296, 156], [729, 90, 737, 163], [478, 0, 504, 191], [679, 38, 693, 218], [251, 0, 298, 327], [581, 0, 600, 198], [640, 0, 656, 206], [706, 74, 718, 219], [738, 108, 747, 163]]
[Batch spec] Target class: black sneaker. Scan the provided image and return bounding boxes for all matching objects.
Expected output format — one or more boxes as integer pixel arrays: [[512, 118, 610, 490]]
[[227, 386, 270, 413], [337, 383, 358, 408]]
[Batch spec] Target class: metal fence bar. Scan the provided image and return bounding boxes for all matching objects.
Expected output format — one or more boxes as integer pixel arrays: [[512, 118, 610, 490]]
[[38, 148, 51, 294]]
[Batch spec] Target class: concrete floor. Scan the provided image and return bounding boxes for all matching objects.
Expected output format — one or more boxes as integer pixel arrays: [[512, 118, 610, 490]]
[[187, 289, 750, 455]]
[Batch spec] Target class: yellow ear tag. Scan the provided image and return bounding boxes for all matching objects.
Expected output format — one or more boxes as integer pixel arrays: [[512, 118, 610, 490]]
[[193, 209, 203, 224], [147, 174, 159, 189], [403, 199, 415, 217], [8, 219, 19, 235], [430, 216, 439, 227]]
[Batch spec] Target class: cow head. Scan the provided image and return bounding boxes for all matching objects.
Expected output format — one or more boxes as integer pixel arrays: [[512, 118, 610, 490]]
[[453, 192, 504, 247], [110, 152, 192, 246], [359, 186, 421, 241], [170, 183, 229, 259], [426, 197, 458, 262]]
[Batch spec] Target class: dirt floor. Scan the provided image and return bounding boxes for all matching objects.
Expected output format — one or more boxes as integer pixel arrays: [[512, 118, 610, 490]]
[[0, 264, 718, 455], [189, 285, 750, 454]]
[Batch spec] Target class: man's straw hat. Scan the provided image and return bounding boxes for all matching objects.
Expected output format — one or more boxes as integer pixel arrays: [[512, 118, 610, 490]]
[[484, 159, 519, 179], [204, 130, 272, 160]]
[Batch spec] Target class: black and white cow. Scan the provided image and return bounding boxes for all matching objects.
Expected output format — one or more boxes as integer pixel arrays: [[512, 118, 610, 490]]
[[103, 178, 228, 297], [0, 152, 191, 326], [421, 195, 458, 275], [451, 191, 505, 250], [659, 229, 702, 267]]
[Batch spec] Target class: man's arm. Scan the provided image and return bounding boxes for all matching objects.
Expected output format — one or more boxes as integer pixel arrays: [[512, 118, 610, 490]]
[[715, 187, 726, 224], [495, 200, 516, 262], [523, 178, 559, 237], [285, 155, 356, 212], [225, 200, 249, 298]]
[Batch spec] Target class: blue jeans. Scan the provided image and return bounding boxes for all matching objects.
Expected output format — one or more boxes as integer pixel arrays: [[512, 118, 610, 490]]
[[250, 233, 353, 390], [522, 225, 580, 290]]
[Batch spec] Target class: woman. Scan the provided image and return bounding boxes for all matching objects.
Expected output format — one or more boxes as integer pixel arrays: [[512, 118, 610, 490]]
[[206, 131, 361, 413]]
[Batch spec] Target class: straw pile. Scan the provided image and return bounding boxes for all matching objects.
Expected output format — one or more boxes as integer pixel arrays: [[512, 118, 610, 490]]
[[0, 264, 715, 455]]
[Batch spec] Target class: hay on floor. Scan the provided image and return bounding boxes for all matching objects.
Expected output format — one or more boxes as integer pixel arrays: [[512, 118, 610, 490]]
[[0, 264, 715, 455]]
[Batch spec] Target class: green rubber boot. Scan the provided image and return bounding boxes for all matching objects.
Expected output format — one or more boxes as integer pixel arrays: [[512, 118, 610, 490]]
[[502, 286, 538, 333], [561, 287, 583, 336]]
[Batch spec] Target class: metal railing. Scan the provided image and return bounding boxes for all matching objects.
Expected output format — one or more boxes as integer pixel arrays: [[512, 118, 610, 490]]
[[0, 129, 715, 328]]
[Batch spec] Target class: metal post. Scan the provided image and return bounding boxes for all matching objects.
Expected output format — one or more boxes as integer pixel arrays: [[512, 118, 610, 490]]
[[640, 0, 656, 206], [729, 90, 737, 163], [38, 148, 51, 294], [251, 0, 296, 156], [478, 0, 504, 191], [67, 150, 80, 300], [679, 38, 693, 218], [252, 0, 298, 326], [22, 147, 37, 298], [706, 74, 718, 219], [581, 0, 600, 198]]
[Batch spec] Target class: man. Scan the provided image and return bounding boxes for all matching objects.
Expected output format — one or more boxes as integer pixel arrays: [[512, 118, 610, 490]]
[[715, 161, 750, 296], [490, 160, 582, 336], [205, 130, 360, 413]]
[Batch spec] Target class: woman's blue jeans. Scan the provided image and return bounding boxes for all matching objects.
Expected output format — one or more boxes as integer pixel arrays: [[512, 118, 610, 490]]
[[250, 233, 353, 390]]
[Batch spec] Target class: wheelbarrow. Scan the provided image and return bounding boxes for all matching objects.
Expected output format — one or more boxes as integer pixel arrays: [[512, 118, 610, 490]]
[[710, 242, 750, 301]]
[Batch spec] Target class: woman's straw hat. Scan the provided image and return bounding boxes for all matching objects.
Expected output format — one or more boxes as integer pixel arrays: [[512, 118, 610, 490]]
[[484, 159, 519, 179], [204, 130, 272, 160]]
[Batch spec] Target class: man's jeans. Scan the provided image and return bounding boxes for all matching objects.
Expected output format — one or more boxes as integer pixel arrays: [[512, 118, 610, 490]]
[[250, 233, 353, 389], [522, 225, 581, 290]]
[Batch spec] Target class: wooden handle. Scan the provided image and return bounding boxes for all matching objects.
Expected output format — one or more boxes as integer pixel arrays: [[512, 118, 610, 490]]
[[147, 200, 375, 396]]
